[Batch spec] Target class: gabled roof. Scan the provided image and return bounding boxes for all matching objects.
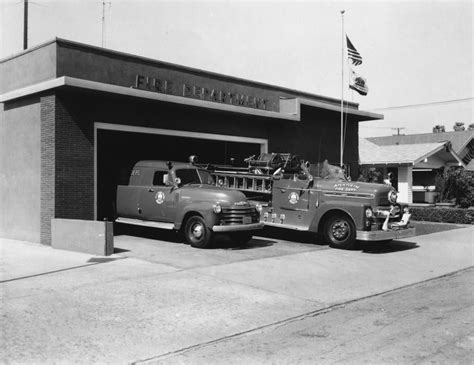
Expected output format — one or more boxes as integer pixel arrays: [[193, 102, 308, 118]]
[[465, 159, 474, 171], [359, 138, 464, 167], [367, 130, 473, 154]]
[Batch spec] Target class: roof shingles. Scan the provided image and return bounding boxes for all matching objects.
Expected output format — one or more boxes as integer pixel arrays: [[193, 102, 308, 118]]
[[359, 139, 447, 165], [367, 130, 473, 154]]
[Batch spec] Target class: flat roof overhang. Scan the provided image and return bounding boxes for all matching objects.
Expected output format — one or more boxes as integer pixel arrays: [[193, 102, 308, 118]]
[[0, 76, 383, 123], [280, 97, 383, 123]]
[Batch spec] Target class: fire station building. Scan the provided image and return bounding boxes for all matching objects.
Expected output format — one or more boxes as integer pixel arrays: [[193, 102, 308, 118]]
[[0, 38, 382, 245]]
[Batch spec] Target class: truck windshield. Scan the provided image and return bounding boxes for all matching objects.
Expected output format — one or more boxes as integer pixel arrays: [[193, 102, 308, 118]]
[[197, 169, 215, 185], [175, 168, 215, 185]]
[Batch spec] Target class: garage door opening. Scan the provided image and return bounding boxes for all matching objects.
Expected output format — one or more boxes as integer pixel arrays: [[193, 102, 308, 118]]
[[95, 125, 266, 220]]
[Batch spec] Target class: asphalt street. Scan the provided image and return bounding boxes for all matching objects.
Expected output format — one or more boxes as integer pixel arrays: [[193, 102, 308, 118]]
[[152, 268, 474, 364], [1, 223, 473, 364]]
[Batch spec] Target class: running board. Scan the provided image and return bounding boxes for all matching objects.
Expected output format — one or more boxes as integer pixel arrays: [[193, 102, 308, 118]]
[[115, 217, 174, 230]]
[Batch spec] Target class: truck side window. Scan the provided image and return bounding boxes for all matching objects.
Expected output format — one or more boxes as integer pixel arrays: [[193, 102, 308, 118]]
[[152, 171, 167, 186]]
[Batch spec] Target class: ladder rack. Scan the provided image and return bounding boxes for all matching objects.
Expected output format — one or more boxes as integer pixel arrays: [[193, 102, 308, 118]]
[[212, 171, 273, 194]]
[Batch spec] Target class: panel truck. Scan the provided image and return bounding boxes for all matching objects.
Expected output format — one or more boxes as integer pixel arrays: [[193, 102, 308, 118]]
[[115, 160, 263, 248], [209, 153, 416, 250]]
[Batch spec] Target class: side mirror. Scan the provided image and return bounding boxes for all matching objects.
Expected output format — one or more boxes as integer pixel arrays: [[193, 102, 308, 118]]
[[174, 177, 181, 186]]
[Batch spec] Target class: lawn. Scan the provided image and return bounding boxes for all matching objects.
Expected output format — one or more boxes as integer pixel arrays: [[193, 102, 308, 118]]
[[410, 221, 467, 236]]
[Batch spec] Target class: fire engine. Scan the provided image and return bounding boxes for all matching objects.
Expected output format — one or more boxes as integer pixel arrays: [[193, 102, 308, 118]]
[[201, 153, 415, 250]]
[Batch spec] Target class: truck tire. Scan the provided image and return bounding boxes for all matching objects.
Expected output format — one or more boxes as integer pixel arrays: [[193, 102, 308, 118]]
[[184, 216, 213, 249], [323, 213, 356, 250], [230, 232, 253, 245]]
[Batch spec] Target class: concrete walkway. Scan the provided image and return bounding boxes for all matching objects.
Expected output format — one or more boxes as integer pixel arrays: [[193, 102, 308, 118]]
[[1, 225, 473, 364]]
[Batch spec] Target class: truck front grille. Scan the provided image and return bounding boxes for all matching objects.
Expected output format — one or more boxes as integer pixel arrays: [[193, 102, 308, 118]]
[[378, 197, 390, 205], [220, 207, 260, 225]]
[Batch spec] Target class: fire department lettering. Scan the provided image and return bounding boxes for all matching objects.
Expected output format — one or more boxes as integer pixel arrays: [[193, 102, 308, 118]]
[[155, 191, 165, 204], [334, 183, 360, 192]]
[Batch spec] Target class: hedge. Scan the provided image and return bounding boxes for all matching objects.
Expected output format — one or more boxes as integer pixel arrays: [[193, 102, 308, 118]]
[[410, 207, 474, 225]]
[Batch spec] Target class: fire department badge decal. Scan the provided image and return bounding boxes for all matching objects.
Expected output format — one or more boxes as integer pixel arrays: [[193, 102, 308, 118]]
[[155, 191, 165, 204], [288, 192, 299, 204]]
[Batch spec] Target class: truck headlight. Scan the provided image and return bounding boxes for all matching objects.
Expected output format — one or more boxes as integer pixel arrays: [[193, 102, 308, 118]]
[[365, 208, 373, 218], [388, 190, 398, 204], [255, 203, 263, 213], [213, 203, 222, 214]]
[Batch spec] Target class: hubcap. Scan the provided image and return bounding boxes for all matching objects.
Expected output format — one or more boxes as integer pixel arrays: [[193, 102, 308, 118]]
[[331, 220, 349, 240], [191, 223, 203, 239]]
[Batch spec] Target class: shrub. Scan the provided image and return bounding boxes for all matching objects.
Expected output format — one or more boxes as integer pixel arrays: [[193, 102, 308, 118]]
[[410, 206, 474, 224], [435, 167, 473, 207]]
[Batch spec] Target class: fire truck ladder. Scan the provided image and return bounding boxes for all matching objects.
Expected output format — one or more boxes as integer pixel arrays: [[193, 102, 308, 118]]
[[212, 171, 273, 194]]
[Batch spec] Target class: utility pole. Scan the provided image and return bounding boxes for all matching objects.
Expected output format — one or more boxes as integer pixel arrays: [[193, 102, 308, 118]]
[[23, 0, 29, 50], [102, 1, 112, 47], [391, 127, 405, 136]]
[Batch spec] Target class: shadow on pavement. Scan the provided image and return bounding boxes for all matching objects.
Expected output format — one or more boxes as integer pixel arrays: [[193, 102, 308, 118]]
[[212, 236, 275, 250], [358, 240, 419, 254], [114, 222, 276, 251], [87, 257, 125, 263], [113, 247, 130, 254], [259, 227, 325, 246], [114, 223, 183, 243]]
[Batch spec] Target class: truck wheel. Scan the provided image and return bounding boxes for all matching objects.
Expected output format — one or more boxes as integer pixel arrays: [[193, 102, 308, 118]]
[[323, 214, 356, 250], [230, 232, 253, 245], [184, 216, 213, 249]]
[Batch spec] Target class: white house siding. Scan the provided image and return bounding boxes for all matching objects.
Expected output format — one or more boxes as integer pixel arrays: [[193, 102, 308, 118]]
[[397, 166, 413, 204]]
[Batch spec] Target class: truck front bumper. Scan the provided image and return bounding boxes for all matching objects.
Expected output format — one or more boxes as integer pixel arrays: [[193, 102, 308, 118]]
[[356, 227, 416, 241], [212, 222, 264, 233]]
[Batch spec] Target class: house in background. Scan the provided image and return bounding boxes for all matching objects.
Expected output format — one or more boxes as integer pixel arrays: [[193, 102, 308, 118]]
[[359, 132, 469, 204], [367, 131, 474, 171]]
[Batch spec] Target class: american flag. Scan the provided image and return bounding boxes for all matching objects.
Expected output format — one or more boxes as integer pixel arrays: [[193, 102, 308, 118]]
[[346, 35, 362, 66]]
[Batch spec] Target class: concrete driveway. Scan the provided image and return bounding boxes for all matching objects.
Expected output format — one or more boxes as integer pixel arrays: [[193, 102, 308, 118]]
[[1, 224, 473, 364], [113, 225, 329, 269]]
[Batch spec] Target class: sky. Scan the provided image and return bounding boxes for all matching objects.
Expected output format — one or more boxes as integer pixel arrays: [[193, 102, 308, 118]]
[[1, 0, 472, 137]]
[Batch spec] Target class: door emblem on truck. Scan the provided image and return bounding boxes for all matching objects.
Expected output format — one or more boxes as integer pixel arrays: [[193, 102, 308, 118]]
[[288, 192, 299, 204], [155, 191, 165, 204]]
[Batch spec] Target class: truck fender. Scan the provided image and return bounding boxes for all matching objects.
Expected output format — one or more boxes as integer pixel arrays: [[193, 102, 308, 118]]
[[175, 202, 218, 231], [309, 200, 367, 233]]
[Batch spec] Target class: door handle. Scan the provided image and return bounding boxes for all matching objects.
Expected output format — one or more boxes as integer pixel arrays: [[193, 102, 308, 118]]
[[280, 189, 286, 193], [148, 188, 155, 192]]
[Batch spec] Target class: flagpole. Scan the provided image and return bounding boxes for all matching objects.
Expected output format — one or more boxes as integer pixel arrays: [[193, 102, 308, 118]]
[[340, 10, 345, 167]]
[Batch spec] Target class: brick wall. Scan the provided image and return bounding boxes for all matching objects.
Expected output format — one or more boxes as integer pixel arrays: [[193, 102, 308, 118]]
[[267, 107, 360, 180], [40, 94, 56, 244], [40, 93, 94, 245], [54, 95, 94, 221]]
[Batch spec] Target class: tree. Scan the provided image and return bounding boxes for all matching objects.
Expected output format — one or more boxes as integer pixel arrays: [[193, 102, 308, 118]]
[[358, 167, 382, 183], [453, 122, 465, 131], [468, 123, 474, 131], [432, 124, 445, 133]]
